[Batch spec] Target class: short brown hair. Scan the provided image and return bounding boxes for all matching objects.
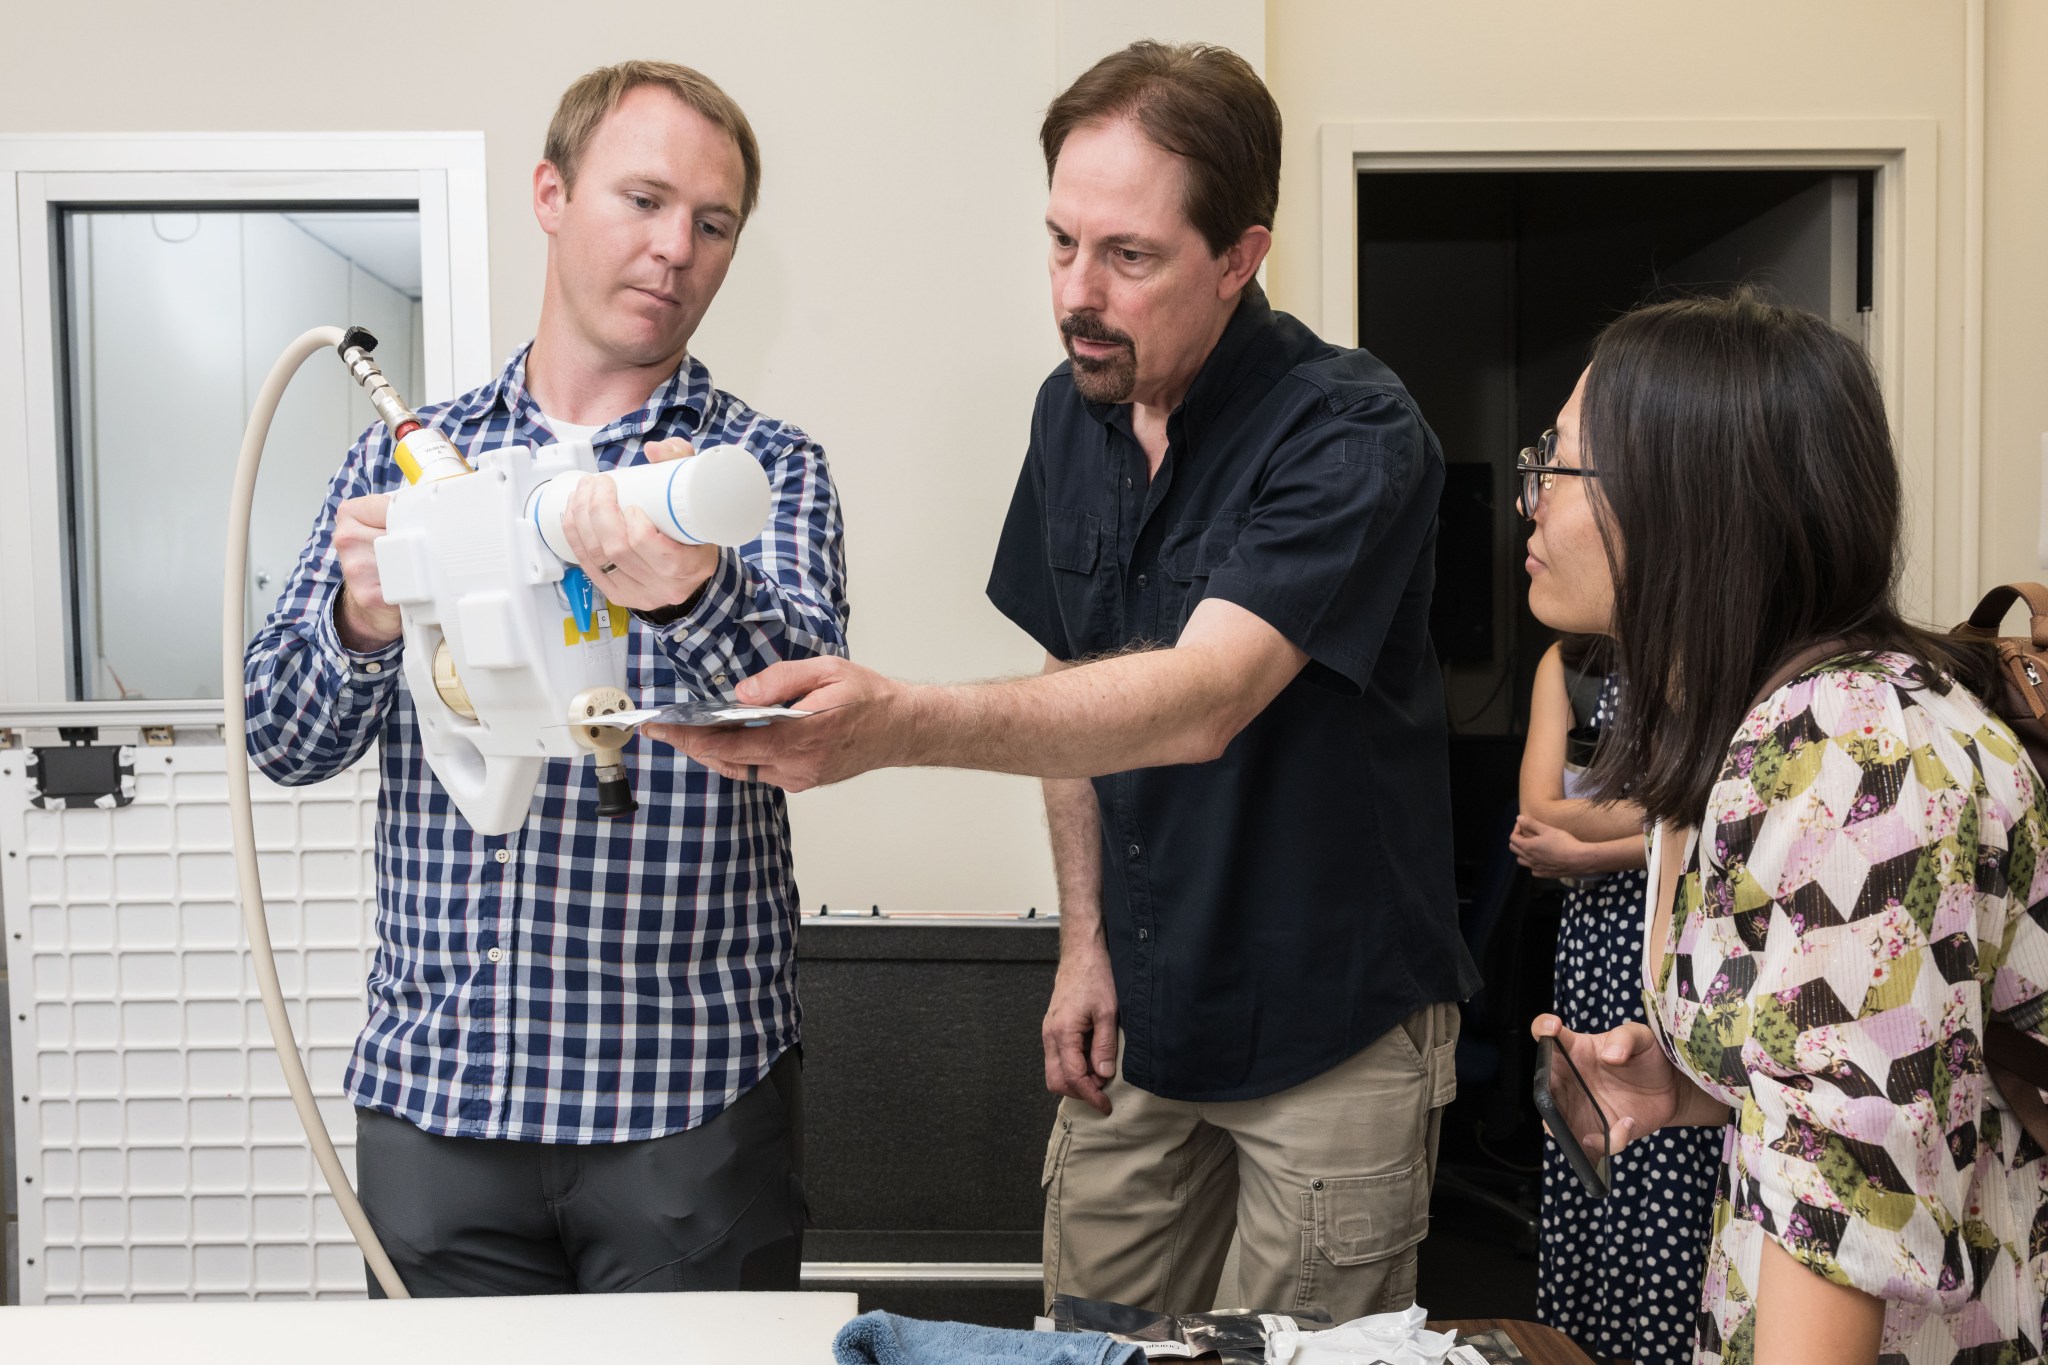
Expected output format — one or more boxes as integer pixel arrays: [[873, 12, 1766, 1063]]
[[1040, 41, 1281, 256], [544, 60, 762, 226]]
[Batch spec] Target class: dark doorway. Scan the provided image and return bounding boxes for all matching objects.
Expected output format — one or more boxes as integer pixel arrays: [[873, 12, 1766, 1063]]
[[1361, 168, 1873, 737]]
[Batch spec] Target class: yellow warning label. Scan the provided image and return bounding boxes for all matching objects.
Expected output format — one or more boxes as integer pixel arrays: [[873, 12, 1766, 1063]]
[[392, 436, 424, 484]]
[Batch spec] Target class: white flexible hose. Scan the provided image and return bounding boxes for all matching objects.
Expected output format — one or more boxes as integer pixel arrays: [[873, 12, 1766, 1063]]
[[223, 325, 411, 1299]]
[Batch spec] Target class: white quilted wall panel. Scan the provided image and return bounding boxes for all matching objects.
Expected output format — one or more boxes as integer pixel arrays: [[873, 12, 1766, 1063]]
[[1, 743, 378, 1302]]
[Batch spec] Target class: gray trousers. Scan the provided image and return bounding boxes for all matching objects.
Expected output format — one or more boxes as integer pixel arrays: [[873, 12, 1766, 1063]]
[[355, 1051, 805, 1296]]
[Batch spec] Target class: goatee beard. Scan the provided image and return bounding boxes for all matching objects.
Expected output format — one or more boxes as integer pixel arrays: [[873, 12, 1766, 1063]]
[[1061, 313, 1137, 404]]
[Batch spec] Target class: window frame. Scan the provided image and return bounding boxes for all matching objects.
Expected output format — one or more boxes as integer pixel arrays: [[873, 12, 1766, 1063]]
[[0, 134, 492, 718]]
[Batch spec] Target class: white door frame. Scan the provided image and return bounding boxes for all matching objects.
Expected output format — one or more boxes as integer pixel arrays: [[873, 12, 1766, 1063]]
[[0, 134, 492, 709], [1318, 118, 1940, 618]]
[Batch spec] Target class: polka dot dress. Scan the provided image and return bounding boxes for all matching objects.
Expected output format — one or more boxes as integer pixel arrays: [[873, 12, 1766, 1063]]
[[1536, 675, 1721, 1365]]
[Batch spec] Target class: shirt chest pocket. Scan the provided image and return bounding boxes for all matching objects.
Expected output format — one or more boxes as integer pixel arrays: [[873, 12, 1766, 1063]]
[[1158, 513, 1248, 631], [1046, 505, 1102, 572], [1045, 505, 1115, 652]]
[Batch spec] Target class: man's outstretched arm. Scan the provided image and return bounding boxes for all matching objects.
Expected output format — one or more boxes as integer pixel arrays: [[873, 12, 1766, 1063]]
[[645, 597, 1307, 790]]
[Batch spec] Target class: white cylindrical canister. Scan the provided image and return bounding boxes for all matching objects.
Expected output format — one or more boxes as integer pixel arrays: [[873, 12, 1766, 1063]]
[[526, 444, 773, 562]]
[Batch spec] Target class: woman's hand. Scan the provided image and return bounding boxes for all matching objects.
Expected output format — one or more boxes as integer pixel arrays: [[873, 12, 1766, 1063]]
[[1512, 815, 1647, 879], [1510, 814, 1594, 879], [1530, 1015, 1721, 1153]]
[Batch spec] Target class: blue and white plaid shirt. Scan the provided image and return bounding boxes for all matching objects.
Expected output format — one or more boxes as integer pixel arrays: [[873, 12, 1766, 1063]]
[[244, 345, 848, 1142]]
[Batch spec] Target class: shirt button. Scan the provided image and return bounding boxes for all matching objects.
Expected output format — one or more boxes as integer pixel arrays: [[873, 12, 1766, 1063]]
[[1136, 573, 1149, 589], [713, 673, 729, 685], [486, 947, 503, 964], [1123, 476, 1133, 490], [1137, 928, 1150, 941], [493, 848, 510, 864], [363, 662, 382, 674], [1127, 843, 1142, 859]]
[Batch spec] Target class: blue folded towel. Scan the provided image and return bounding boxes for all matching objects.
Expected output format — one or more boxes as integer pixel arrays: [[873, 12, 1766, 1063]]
[[832, 1310, 1140, 1365]]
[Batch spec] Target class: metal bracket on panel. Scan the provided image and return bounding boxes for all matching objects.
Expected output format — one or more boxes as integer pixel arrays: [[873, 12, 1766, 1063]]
[[26, 733, 136, 809], [0, 729, 19, 750], [141, 726, 175, 748]]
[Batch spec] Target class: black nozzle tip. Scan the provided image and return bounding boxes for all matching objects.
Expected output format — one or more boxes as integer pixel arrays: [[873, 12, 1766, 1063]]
[[595, 773, 639, 819], [338, 325, 381, 358]]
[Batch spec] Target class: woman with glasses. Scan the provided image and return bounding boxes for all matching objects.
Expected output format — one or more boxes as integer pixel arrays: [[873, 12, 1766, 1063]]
[[1524, 290, 2048, 1365], [1514, 627, 1719, 1365]]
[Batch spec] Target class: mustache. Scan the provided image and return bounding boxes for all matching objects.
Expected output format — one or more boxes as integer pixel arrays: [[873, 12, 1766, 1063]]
[[1060, 313, 1134, 349]]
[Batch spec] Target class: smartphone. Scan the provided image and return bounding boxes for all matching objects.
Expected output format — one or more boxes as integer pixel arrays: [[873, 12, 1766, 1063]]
[[1533, 1035, 1612, 1199]]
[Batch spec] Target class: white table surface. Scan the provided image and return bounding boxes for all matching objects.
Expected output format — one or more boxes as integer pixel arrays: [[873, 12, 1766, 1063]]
[[0, 1290, 862, 1363]]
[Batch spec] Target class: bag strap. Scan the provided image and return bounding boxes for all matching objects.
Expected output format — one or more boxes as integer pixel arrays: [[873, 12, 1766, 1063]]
[[1988, 1021, 2048, 1091], [1956, 583, 2048, 649], [1561, 662, 1604, 729], [1746, 641, 1851, 715]]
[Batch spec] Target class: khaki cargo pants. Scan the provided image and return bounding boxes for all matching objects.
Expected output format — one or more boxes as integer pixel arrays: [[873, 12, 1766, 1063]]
[[1041, 1001, 1458, 1321]]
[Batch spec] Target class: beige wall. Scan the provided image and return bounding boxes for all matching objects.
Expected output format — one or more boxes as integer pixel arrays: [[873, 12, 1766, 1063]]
[[1982, 0, 2048, 594], [3, 2, 2043, 911]]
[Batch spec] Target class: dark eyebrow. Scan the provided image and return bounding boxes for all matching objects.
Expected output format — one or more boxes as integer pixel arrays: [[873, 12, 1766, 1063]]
[[1043, 218, 1165, 254], [1101, 233, 1164, 253]]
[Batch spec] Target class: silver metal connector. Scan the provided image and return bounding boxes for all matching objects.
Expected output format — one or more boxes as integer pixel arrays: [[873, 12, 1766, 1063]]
[[338, 338, 421, 435]]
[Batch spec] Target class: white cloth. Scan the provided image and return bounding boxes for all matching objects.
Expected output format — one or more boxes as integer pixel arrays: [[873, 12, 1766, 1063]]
[[1264, 1305, 1461, 1365]]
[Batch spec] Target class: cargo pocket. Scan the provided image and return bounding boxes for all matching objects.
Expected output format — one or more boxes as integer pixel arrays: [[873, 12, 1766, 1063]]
[[1308, 1159, 1430, 1267], [1040, 1116, 1074, 1297], [1423, 1004, 1458, 1110]]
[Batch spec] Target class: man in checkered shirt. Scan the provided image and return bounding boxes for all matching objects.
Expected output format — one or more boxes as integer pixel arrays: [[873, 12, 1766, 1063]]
[[243, 61, 846, 1296]]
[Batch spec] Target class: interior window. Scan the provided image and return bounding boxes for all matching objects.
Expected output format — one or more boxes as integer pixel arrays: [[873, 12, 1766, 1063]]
[[60, 208, 424, 701]]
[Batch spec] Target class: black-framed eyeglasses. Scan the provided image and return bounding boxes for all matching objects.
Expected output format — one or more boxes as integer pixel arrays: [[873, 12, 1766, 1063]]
[[1514, 429, 1599, 520]]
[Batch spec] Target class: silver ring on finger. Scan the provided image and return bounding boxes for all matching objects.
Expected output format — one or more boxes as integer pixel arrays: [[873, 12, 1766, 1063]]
[[598, 562, 619, 574]]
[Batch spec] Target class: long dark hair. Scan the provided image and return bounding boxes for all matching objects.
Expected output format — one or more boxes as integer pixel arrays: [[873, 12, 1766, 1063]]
[[1579, 290, 1993, 824]]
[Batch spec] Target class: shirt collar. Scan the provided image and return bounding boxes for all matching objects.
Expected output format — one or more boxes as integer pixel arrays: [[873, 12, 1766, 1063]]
[[446, 342, 713, 444], [1082, 282, 1277, 452]]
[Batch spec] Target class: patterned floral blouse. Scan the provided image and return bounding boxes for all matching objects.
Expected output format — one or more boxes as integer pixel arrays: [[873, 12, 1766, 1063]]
[[1648, 653, 2048, 1365]]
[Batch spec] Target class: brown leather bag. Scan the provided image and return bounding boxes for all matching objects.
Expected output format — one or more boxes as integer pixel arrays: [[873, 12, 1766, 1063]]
[[1952, 582, 2048, 788], [1749, 592, 2048, 1144]]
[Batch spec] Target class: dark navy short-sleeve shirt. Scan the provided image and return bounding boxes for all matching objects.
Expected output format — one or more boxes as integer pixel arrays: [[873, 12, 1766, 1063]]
[[987, 285, 1479, 1102]]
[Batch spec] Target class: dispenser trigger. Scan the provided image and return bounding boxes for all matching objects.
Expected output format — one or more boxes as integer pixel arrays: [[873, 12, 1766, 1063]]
[[564, 566, 597, 636]]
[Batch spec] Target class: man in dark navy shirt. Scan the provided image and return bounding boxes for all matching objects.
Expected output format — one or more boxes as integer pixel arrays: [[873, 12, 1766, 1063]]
[[652, 41, 1477, 1320]]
